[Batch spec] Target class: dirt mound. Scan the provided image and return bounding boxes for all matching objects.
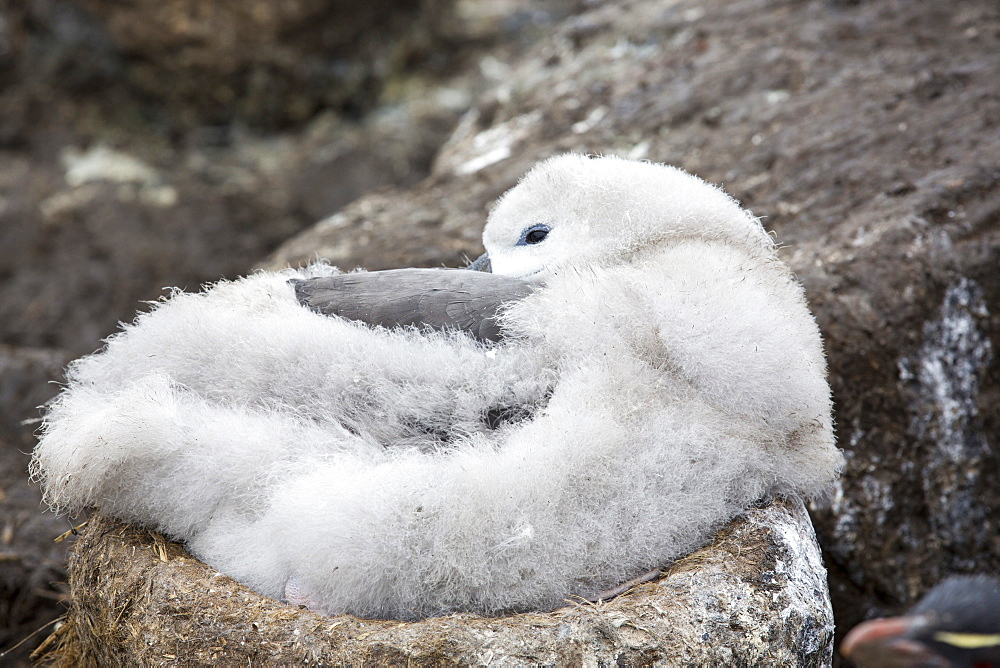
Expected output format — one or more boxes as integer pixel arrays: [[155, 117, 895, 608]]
[[36, 500, 832, 666]]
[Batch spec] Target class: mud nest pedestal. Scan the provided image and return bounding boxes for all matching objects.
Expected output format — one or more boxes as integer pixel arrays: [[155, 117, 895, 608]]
[[34, 498, 833, 666]]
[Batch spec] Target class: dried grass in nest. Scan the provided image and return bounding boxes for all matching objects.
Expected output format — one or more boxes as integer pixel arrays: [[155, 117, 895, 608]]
[[33, 498, 832, 667]]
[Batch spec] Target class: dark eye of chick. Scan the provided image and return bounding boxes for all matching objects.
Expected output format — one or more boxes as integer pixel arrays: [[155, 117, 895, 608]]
[[525, 229, 548, 244], [519, 224, 550, 246]]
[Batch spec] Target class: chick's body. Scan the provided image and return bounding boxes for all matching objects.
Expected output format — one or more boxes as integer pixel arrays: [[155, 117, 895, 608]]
[[32, 154, 841, 619]]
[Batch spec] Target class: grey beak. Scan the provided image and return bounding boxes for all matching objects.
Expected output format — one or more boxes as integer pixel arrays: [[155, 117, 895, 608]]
[[467, 253, 492, 273]]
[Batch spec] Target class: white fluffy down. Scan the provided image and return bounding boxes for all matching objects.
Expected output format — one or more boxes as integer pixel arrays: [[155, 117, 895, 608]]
[[31, 154, 842, 620]]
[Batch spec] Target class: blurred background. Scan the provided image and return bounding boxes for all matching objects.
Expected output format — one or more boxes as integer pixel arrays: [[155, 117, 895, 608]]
[[1, 0, 997, 664]]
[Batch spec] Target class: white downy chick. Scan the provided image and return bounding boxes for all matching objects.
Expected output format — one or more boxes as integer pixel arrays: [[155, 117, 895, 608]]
[[31, 154, 842, 620]]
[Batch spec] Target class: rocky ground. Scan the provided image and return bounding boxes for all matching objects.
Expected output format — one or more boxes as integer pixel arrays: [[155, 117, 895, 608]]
[[1, 0, 997, 664]]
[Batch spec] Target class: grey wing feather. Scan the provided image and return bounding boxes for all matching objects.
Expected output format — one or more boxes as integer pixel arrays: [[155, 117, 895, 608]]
[[290, 269, 534, 343]]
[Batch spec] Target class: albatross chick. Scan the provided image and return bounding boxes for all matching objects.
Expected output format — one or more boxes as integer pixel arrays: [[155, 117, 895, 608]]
[[31, 154, 842, 620]]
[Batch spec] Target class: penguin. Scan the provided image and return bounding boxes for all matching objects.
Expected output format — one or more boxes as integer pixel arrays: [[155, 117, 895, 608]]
[[842, 575, 1000, 668], [31, 154, 842, 620]]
